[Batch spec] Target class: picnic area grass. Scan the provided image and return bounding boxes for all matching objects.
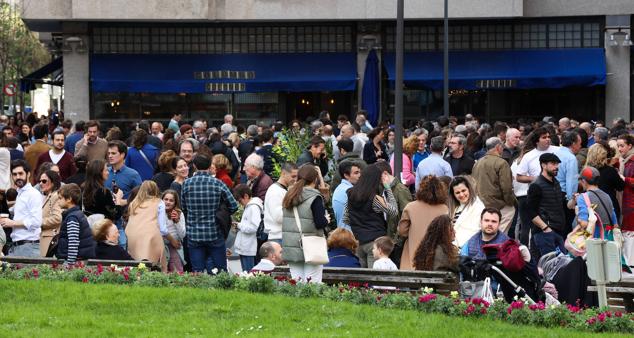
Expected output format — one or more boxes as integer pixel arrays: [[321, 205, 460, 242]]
[[0, 279, 627, 337]]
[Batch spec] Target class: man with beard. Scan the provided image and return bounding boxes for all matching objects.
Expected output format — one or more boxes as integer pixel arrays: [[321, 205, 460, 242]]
[[74, 120, 108, 162], [526, 153, 566, 258], [444, 133, 474, 176], [1, 160, 43, 257]]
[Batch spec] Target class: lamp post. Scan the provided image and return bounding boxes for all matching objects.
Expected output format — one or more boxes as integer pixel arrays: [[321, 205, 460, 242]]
[[443, 0, 449, 118], [394, 0, 404, 179]]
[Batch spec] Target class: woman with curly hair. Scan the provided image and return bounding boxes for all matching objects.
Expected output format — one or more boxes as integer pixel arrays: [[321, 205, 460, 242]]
[[325, 228, 361, 268], [398, 175, 449, 270], [585, 142, 624, 217], [413, 215, 458, 272]]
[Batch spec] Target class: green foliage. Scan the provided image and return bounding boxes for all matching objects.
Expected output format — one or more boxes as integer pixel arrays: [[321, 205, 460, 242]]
[[0, 263, 633, 334], [271, 128, 312, 179]]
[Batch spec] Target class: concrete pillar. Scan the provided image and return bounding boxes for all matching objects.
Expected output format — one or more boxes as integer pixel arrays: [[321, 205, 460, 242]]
[[62, 23, 90, 123], [605, 28, 631, 124]]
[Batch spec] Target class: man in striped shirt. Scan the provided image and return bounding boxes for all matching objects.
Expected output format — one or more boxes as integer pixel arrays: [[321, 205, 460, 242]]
[[181, 154, 239, 273]]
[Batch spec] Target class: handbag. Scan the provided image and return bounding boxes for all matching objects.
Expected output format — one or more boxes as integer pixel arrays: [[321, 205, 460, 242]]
[[46, 233, 59, 257], [293, 206, 329, 265], [588, 190, 624, 248]]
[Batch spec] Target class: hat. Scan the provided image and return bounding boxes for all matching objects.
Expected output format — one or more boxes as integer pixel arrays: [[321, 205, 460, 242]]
[[580, 166, 600, 184], [179, 124, 192, 135], [539, 153, 560, 164]]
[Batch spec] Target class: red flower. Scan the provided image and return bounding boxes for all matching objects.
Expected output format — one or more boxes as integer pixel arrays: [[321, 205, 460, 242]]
[[598, 313, 606, 322], [587, 317, 596, 325], [97, 264, 104, 274], [480, 307, 487, 315], [362, 282, 369, 289], [418, 294, 437, 303], [51, 262, 59, 269], [31, 268, 39, 278], [376, 296, 383, 302], [615, 311, 622, 318], [82, 277, 88, 283], [289, 279, 297, 286]]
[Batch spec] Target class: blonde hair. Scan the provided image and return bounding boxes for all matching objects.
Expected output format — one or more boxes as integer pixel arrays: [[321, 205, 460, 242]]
[[92, 219, 115, 241], [212, 153, 232, 172], [128, 181, 161, 215], [403, 135, 419, 156], [227, 132, 240, 147], [585, 143, 608, 168]]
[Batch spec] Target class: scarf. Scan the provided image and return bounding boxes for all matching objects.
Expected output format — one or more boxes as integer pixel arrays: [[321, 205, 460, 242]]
[[619, 147, 634, 175]]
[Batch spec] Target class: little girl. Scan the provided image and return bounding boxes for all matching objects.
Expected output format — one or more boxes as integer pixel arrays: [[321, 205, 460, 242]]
[[232, 184, 263, 272], [161, 190, 186, 273]]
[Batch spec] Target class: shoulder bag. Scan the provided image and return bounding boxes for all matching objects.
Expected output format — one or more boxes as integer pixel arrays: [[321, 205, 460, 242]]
[[293, 206, 329, 265]]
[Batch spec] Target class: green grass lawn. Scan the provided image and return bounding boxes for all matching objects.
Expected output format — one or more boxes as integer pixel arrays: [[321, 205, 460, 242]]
[[0, 279, 627, 337]]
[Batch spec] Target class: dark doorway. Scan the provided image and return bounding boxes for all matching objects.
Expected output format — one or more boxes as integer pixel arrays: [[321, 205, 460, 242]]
[[285, 91, 353, 123]]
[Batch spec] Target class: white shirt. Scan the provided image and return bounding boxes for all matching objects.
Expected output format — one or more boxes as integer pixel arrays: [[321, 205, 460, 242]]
[[157, 200, 169, 236], [49, 149, 65, 164], [0, 147, 10, 191], [10, 183, 43, 241], [511, 160, 528, 197], [373, 257, 398, 270], [263, 183, 286, 240], [517, 145, 559, 178], [251, 258, 276, 272]]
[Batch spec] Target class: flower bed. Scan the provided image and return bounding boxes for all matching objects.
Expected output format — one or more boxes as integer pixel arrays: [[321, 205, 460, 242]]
[[1, 262, 632, 334]]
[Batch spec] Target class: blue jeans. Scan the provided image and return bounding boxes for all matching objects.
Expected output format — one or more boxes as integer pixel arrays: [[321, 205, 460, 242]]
[[240, 255, 255, 272], [8, 242, 40, 257], [532, 231, 567, 258], [188, 238, 227, 274]]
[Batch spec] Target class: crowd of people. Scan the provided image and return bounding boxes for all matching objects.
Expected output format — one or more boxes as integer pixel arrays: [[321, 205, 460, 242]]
[[0, 111, 632, 304]]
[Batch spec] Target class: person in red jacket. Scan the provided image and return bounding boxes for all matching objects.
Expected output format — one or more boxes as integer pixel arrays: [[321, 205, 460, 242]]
[[212, 154, 234, 189], [617, 134, 634, 268]]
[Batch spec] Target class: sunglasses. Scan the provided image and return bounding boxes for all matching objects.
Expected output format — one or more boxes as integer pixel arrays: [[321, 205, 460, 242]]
[[39, 179, 48, 184]]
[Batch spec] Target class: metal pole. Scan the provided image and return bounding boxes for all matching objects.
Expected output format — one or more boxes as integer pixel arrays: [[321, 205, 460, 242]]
[[443, 0, 449, 118], [394, 0, 404, 180]]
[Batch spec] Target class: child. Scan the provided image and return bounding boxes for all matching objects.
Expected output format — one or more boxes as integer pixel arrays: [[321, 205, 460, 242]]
[[232, 184, 263, 272], [372, 236, 398, 270], [56, 183, 96, 264]]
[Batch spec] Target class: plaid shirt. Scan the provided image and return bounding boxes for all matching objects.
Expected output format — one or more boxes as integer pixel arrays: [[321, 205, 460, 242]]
[[181, 171, 238, 242]]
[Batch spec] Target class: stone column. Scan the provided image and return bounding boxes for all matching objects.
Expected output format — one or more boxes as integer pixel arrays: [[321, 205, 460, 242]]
[[62, 23, 90, 123], [605, 27, 631, 124]]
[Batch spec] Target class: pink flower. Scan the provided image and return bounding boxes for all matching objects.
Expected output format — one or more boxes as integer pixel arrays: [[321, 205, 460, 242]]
[[598, 313, 606, 322], [587, 317, 596, 325], [615, 311, 622, 318], [97, 264, 104, 274], [82, 277, 88, 283], [123, 273, 130, 281], [418, 294, 437, 303], [31, 268, 39, 278]]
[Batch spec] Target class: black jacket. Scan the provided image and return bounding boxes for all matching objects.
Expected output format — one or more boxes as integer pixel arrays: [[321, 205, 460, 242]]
[[526, 175, 565, 233], [95, 241, 134, 261], [444, 153, 475, 176]]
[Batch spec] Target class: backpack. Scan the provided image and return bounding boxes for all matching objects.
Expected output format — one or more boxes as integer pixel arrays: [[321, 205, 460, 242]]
[[254, 204, 268, 242]]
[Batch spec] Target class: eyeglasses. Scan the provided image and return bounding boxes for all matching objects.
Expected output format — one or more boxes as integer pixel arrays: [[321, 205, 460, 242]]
[[39, 179, 48, 184]]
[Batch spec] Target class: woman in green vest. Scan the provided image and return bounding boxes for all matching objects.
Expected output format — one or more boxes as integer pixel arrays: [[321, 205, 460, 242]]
[[282, 164, 330, 283]]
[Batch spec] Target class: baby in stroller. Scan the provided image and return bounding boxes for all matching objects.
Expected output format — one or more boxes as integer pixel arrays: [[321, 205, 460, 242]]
[[460, 241, 544, 303]]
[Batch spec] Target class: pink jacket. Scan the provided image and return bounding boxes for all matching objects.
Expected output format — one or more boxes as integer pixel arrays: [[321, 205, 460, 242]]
[[390, 153, 415, 186]]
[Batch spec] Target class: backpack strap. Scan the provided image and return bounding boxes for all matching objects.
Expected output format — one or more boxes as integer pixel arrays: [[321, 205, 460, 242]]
[[582, 193, 604, 240], [587, 190, 614, 226]]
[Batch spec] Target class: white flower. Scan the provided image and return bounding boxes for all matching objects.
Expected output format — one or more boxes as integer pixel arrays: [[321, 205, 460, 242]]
[[422, 287, 434, 294], [450, 291, 459, 299], [211, 268, 219, 275]]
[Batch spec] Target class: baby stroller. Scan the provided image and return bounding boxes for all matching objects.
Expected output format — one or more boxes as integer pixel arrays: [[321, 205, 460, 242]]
[[459, 241, 545, 304]]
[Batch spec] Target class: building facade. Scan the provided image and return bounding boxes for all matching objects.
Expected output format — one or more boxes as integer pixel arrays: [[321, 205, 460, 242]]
[[20, 0, 634, 126]]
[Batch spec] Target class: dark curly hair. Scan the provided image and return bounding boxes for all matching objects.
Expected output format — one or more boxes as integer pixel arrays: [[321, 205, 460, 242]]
[[415, 175, 448, 205], [413, 215, 457, 271]]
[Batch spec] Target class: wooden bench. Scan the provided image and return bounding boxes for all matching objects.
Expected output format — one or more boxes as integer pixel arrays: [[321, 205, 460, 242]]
[[587, 278, 634, 312], [0, 256, 159, 270], [271, 266, 459, 294]]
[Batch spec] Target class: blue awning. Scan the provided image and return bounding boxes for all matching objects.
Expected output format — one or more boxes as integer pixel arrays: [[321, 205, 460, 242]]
[[384, 49, 606, 90], [20, 57, 63, 92], [91, 53, 357, 93]]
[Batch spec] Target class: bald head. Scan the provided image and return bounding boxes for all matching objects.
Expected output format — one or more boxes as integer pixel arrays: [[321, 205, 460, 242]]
[[259, 241, 283, 265], [340, 124, 355, 138], [151, 122, 163, 136]]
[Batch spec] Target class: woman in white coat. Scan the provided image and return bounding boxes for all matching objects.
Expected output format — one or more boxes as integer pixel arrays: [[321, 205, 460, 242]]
[[449, 176, 485, 248]]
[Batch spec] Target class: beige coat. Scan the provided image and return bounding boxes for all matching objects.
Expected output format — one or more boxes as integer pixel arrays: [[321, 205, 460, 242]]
[[126, 198, 167, 272], [397, 200, 448, 270], [40, 192, 62, 256]]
